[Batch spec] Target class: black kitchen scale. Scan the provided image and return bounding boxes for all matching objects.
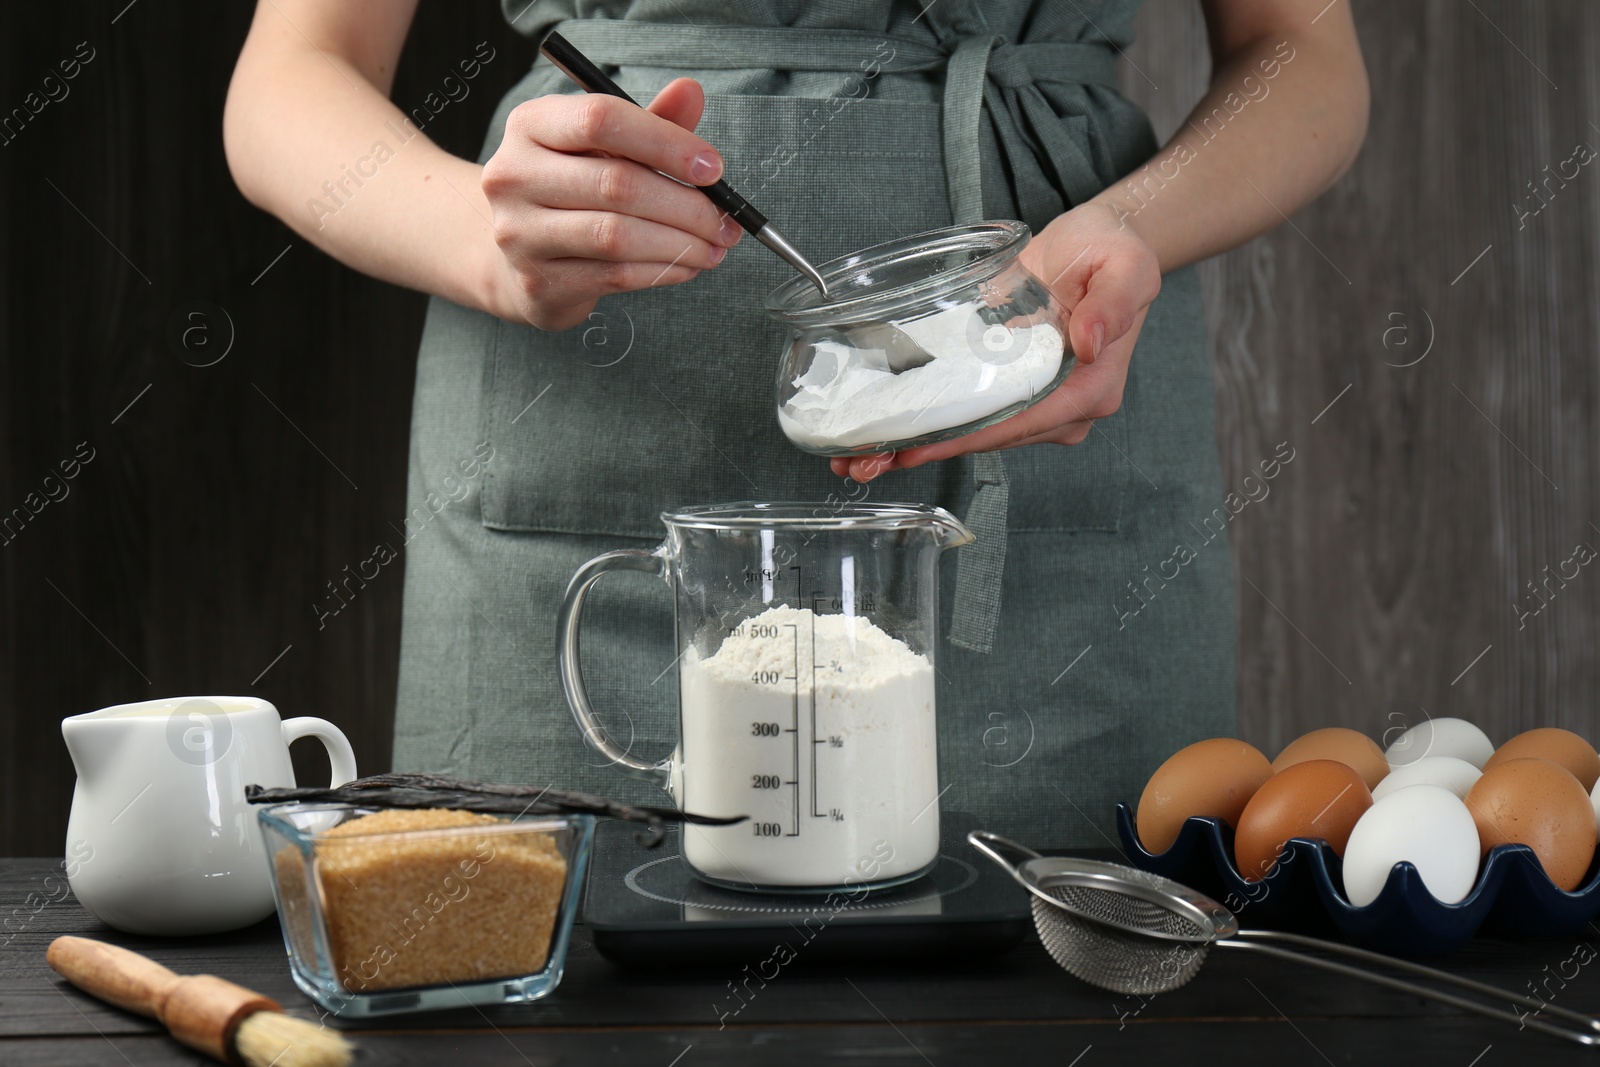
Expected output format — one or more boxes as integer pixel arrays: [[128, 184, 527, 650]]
[[581, 811, 1033, 966]]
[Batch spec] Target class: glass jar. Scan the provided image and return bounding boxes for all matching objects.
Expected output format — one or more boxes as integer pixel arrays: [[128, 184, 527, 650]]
[[766, 220, 1073, 457]]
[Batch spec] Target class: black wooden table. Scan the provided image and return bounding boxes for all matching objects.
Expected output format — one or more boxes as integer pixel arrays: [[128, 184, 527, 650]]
[[3, 857, 1597, 1065]]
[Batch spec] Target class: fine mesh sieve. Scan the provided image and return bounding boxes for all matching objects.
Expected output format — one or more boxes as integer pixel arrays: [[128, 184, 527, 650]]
[[970, 831, 1600, 1045], [1030, 887, 1212, 996]]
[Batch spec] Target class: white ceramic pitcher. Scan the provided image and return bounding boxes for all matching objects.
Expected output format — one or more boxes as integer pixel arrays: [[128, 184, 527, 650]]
[[62, 695, 356, 936]]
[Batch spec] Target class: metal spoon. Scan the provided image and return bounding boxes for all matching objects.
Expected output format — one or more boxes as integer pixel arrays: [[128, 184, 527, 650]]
[[830, 321, 938, 372], [828, 275, 1057, 374]]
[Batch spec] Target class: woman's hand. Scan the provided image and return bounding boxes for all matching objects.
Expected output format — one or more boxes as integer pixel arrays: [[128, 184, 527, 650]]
[[829, 200, 1161, 482], [481, 77, 742, 331]]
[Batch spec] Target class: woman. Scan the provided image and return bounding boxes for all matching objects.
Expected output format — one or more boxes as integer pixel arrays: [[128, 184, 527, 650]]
[[225, 1, 1367, 844]]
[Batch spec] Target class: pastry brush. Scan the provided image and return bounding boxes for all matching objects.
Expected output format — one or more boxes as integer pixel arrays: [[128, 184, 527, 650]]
[[48, 936, 352, 1067]]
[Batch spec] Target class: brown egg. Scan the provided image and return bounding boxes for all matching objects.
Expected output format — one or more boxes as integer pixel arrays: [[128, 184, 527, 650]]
[[1136, 738, 1274, 854], [1466, 757, 1596, 891], [1273, 727, 1390, 790], [1233, 760, 1373, 881], [1484, 728, 1600, 791]]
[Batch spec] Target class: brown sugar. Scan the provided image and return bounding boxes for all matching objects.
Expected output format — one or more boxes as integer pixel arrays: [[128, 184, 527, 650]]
[[275, 808, 569, 993]]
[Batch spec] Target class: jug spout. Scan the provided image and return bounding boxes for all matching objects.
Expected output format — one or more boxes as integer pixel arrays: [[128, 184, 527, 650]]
[[923, 506, 976, 550], [61, 708, 129, 786]]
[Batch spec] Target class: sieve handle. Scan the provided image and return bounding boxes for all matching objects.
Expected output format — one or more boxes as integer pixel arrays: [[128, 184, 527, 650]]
[[1224, 935, 1600, 1046], [967, 830, 1044, 889]]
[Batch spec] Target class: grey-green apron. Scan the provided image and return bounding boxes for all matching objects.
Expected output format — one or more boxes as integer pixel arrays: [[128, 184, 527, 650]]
[[392, 0, 1236, 847]]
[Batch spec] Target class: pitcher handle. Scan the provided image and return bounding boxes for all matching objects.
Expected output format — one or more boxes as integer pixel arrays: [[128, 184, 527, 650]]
[[279, 717, 358, 786], [557, 547, 672, 788]]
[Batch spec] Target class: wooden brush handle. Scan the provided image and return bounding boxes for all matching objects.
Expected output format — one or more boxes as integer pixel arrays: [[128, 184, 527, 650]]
[[48, 936, 280, 1064]]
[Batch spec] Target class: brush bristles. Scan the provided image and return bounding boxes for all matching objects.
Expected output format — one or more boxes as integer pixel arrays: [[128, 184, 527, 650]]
[[234, 1011, 352, 1067]]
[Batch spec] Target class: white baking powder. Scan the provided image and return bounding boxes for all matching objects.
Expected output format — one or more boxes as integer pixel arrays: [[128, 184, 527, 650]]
[[779, 303, 1067, 450], [677, 604, 940, 887]]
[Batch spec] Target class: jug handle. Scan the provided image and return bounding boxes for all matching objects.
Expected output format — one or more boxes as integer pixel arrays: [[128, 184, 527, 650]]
[[279, 717, 358, 786], [557, 548, 672, 788]]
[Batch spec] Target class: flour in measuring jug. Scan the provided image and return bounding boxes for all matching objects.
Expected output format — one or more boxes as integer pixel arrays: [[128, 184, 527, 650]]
[[678, 604, 941, 887]]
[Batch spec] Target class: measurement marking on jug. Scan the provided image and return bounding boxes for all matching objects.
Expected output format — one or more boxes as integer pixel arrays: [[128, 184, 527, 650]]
[[807, 585, 829, 821], [813, 653, 822, 818], [812, 731, 844, 821], [786, 621, 801, 837]]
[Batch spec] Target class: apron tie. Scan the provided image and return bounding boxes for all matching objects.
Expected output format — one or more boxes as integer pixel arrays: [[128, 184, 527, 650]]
[[934, 34, 1100, 655], [949, 452, 1010, 654], [547, 18, 1117, 654], [941, 34, 1000, 227], [936, 34, 1110, 227]]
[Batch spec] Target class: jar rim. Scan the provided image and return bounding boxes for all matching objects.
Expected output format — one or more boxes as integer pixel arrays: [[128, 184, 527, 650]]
[[765, 220, 1031, 325], [255, 801, 588, 846]]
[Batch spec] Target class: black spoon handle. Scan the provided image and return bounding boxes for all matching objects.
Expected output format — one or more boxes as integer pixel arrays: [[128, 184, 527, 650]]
[[538, 31, 769, 234]]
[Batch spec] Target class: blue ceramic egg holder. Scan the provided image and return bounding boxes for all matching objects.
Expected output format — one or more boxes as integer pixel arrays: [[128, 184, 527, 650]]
[[1114, 803, 1600, 956]]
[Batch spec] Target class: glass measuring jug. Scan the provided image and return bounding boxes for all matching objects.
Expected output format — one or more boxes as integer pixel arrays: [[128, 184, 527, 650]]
[[558, 503, 974, 892]]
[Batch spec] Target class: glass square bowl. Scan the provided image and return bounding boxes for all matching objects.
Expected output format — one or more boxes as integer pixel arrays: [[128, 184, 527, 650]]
[[256, 802, 594, 1017]]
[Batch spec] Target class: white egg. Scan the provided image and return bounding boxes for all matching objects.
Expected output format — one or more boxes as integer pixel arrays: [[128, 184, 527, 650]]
[[1341, 784, 1481, 907], [1385, 717, 1495, 768], [1370, 756, 1482, 801]]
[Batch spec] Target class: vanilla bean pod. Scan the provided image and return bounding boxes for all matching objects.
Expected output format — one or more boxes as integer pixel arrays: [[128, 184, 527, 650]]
[[246, 772, 744, 846]]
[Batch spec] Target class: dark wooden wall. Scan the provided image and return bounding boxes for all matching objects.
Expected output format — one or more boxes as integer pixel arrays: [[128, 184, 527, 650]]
[[3, 1, 1597, 855], [0, 2, 531, 856]]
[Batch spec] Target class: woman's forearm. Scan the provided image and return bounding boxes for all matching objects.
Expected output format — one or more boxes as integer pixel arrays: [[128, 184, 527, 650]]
[[223, 2, 503, 315], [1093, 11, 1370, 274]]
